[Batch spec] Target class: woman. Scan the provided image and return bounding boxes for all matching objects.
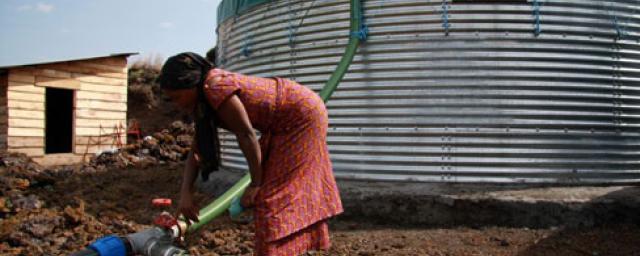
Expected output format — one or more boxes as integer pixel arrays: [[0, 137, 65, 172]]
[[158, 52, 343, 255]]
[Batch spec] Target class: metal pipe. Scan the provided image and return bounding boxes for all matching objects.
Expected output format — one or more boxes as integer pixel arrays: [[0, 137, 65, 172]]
[[73, 229, 189, 256]]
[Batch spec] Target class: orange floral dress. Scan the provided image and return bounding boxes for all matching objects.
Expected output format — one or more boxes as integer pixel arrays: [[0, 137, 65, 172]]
[[203, 68, 343, 256]]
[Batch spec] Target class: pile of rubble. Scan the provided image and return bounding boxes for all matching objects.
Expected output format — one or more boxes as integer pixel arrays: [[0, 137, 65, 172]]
[[0, 148, 256, 255], [88, 120, 194, 171], [0, 120, 202, 254], [0, 153, 143, 254]]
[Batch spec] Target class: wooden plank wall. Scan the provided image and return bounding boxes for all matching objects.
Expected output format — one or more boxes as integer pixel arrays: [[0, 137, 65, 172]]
[[0, 73, 7, 150], [5, 56, 128, 165], [6, 67, 45, 157]]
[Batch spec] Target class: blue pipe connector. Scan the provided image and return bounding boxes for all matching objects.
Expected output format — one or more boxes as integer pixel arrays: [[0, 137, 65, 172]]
[[88, 235, 127, 256]]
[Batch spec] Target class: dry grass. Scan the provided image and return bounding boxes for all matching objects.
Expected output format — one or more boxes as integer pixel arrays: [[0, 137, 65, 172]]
[[129, 54, 164, 71]]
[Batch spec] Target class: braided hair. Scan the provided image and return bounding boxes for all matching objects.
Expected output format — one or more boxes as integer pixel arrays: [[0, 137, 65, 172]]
[[158, 52, 220, 181]]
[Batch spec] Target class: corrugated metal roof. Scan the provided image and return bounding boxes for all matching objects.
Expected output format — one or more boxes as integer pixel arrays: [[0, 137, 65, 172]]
[[0, 52, 138, 70]]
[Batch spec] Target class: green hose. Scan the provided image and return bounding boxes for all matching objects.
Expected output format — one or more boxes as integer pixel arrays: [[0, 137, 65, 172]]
[[186, 0, 364, 233], [319, 0, 364, 102], [187, 175, 251, 232]]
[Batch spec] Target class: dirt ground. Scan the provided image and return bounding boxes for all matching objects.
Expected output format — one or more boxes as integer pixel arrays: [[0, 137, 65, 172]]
[[127, 66, 190, 133], [1, 161, 639, 256]]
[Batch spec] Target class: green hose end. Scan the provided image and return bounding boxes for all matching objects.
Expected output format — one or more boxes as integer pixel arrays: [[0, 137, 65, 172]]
[[228, 196, 244, 218]]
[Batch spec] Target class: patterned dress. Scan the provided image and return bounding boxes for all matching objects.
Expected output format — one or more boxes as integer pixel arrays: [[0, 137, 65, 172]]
[[203, 68, 343, 256]]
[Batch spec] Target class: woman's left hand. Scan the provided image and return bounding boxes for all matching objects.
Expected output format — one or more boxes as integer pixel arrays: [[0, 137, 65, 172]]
[[241, 185, 260, 208]]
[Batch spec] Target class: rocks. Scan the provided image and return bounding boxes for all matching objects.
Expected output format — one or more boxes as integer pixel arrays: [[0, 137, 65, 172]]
[[87, 121, 194, 170], [0, 121, 197, 255], [176, 135, 192, 148], [0, 197, 9, 212], [143, 136, 159, 148], [11, 178, 29, 190], [171, 121, 192, 135], [10, 194, 43, 212], [21, 214, 64, 238], [63, 200, 86, 225]]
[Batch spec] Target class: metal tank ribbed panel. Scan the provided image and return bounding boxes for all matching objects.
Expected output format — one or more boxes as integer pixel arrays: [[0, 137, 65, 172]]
[[215, 0, 640, 184]]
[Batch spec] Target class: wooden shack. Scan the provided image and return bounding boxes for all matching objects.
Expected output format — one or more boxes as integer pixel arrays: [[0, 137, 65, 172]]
[[0, 53, 136, 166]]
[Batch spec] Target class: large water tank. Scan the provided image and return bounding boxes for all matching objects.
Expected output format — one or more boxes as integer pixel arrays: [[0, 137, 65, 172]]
[[215, 0, 640, 184]]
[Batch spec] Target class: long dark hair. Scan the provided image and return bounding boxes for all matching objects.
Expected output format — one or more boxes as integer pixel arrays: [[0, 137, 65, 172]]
[[158, 52, 220, 181]]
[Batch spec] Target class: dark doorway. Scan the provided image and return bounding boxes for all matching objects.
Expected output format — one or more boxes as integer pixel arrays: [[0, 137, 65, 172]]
[[45, 88, 74, 154]]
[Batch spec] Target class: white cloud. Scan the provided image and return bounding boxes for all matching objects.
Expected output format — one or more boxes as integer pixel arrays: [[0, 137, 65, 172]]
[[159, 22, 176, 29], [17, 2, 54, 13], [17, 5, 32, 11], [35, 3, 54, 13]]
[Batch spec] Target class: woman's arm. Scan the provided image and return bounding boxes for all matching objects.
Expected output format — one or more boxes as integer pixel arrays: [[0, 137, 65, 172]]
[[217, 95, 263, 187], [176, 150, 200, 224], [181, 150, 200, 196]]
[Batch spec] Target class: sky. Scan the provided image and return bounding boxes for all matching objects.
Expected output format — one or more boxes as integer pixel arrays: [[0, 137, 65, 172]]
[[0, 0, 223, 66]]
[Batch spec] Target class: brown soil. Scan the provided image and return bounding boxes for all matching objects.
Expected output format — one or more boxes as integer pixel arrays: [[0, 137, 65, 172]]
[[327, 221, 640, 256], [1, 160, 638, 256], [127, 92, 190, 135], [127, 67, 191, 135]]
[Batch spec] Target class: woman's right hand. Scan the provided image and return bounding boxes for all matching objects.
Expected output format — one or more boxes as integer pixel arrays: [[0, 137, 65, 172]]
[[176, 190, 200, 226], [241, 185, 260, 208]]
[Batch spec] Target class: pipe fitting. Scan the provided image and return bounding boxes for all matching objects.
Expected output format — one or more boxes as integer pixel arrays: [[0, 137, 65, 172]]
[[125, 227, 187, 255]]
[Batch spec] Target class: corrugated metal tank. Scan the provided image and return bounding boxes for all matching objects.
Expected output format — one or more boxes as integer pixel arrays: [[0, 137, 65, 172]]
[[215, 0, 640, 184]]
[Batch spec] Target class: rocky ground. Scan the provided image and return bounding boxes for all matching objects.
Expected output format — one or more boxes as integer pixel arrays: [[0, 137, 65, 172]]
[[0, 149, 638, 255]]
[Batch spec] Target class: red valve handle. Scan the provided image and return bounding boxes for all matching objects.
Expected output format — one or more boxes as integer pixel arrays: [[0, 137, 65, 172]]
[[154, 212, 178, 229], [152, 198, 172, 207]]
